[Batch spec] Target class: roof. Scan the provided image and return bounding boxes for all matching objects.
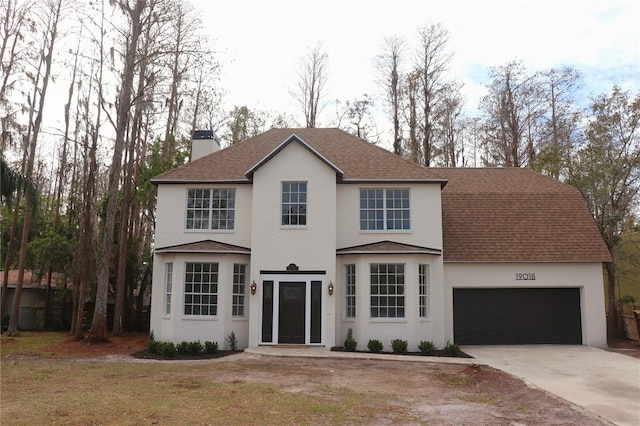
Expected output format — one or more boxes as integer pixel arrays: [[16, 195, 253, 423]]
[[437, 168, 612, 262], [337, 240, 442, 255], [155, 240, 251, 254], [152, 128, 446, 185]]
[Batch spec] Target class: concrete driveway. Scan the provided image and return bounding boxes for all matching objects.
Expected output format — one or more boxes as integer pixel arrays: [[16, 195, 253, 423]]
[[463, 345, 640, 426]]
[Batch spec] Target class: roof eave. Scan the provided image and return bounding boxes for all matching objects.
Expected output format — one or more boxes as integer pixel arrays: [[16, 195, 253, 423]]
[[245, 133, 344, 178]]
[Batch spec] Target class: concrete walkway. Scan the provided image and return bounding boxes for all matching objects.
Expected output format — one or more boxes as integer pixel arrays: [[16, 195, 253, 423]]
[[462, 345, 640, 426]]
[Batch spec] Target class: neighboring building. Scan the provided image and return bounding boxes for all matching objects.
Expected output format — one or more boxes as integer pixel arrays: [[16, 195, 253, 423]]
[[149, 128, 611, 350]]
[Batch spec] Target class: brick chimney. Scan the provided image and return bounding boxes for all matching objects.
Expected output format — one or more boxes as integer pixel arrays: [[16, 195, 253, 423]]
[[191, 130, 220, 161]]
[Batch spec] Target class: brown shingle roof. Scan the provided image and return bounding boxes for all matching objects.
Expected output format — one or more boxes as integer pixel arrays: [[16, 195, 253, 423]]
[[152, 128, 446, 184], [437, 168, 612, 262], [155, 240, 251, 254]]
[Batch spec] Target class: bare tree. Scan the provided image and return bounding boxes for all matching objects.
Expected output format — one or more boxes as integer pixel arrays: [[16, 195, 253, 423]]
[[375, 36, 405, 155], [414, 23, 453, 166], [480, 60, 543, 167], [536, 67, 582, 178], [7, 0, 65, 336], [335, 94, 378, 142], [435, 82, 464, 166], [290, 42, 328, 128], [88, 0, 148, 342]]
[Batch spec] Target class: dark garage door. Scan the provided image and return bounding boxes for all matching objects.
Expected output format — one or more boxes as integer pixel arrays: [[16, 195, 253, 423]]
[[453, 288, 582, 344]]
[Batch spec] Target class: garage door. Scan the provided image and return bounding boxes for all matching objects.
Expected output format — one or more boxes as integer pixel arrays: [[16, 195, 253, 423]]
[[453, 288, 582, 344]]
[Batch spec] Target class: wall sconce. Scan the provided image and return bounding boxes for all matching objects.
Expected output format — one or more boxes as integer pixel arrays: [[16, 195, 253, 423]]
[[328, 281, 334, 296], [250, 280, 257, 295]]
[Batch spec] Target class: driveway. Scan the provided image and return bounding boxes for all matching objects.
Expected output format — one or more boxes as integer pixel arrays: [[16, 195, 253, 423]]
[[463, 345, 640, 426]]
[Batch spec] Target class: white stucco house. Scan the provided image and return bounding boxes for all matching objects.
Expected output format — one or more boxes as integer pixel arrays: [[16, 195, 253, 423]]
[[149, 128, 611, 350]]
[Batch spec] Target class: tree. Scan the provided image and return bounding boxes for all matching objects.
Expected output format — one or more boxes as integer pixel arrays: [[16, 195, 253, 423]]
[[414, 23, 453, 166], [223, 105, 267, 145], [290, 42, 328, 128], [334, 94, 378, 143], [6, 0, 64, 336], [480, 60, 543, 167], [376, 36, 405, 155], [88, 0, 148, 342], [567, 86, 640, 338], [535, 67, 582, 179]]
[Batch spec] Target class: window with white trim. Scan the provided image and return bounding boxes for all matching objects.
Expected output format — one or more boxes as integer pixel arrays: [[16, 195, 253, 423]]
[[359, 188, 410, 230], [186, 188, 235, 230], [164, 263, 173, 315], [345, 264, 356, 318], [282, 182, 307, 225], [419, 264, 429, 318], [184, 262, 218, 316], [370, 263, 405, 318], [232, 264, 247, 316]]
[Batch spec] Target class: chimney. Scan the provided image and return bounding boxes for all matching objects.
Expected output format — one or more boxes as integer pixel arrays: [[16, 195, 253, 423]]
[[191, 130, 221, 161]]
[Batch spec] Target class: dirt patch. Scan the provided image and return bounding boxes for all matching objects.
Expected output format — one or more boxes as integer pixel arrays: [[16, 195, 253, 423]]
[[606, 337, 640, 359], [5, 333, 636, 424]]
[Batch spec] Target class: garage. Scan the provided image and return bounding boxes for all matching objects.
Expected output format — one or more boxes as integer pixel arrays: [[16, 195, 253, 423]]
[[453, 288, 582, 344]]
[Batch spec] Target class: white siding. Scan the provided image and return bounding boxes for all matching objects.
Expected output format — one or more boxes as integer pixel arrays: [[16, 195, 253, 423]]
[[154, 183, 253, 249], [443, 262, 607, 347], [247, 142, 337, 347]]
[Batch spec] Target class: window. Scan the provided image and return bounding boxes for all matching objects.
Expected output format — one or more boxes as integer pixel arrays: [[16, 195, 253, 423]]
[[370, 263, 405, 318], [419, 264, 429, 318], [184, 262, 218, 316], [164, 263, 173, 315], [186, 189, 235, 230], [232, 264, 247, 316], [282, 182, 307, 225], [345, 264, 356, 318], [360, 188, 410, 230]]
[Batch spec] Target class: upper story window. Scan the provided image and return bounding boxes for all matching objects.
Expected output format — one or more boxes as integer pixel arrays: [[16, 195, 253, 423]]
[[360, 188, 410, 231], [186, 188, 235, 230], [282, 182, 307, 226]]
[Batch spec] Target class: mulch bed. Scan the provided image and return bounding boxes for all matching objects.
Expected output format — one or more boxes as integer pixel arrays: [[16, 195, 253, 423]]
[[131, 349, 243, 360], [330, 347, 473, 358]]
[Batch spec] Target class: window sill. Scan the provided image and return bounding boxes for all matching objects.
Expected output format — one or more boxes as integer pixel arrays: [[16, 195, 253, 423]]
[[280, 226, 308, 230], [181, 316, 218, 321], [369, 318, 407, 323], [232, 316, 248, 321], [184, 229, 235, 233], [359, 230, 411, 234]]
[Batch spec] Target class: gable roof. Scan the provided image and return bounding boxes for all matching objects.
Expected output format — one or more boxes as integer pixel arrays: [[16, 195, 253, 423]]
[[155, 240, 251, 254], [152, 128, 446, 185], [438, 168, 612, 262], [337, 240, 442, 255]]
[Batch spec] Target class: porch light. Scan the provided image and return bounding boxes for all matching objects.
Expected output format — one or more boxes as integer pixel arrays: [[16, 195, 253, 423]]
[[250, 280, 257, 295], [328, 281, 334, 296]]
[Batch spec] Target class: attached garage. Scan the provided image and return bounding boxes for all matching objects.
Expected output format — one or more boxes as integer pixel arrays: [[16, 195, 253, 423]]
[[453, 288, 582, 345]]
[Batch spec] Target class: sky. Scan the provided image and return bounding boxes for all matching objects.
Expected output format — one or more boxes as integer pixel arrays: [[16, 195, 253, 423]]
[[190, 0, 639, 136]]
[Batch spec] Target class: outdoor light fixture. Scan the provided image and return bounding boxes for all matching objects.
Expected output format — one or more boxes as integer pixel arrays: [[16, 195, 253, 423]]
[[328, 281, 334, 296], [250, 280, 257, 295]]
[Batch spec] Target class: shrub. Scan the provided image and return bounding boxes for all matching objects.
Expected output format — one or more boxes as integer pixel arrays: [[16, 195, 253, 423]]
[[159, 342, 177, 358], [176, 341, 190, 354], [391, 339, 408, 354], [367, 339, 384, 353], [226, 331, 238, 351], [444, 340, 460, 356], [147, 332, 160, 354], [187, 340, 203, 355], [418, 340, 437, 356], [343, 328, 357, 352], [204, 341, 219, 354]]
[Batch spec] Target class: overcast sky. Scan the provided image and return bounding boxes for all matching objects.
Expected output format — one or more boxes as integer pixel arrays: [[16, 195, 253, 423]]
[[190, 0, 639, 131]]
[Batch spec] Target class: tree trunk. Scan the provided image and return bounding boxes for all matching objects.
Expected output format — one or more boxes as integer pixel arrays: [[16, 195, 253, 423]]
[[88, 0, 147, 342], [605, 261, 620, 340]]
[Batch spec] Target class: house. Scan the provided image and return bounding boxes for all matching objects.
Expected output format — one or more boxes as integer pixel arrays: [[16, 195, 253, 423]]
[[149, 128, 611, 350]]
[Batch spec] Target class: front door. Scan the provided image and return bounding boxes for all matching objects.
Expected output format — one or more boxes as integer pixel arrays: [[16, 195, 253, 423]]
[[278, 282, 306, 344]]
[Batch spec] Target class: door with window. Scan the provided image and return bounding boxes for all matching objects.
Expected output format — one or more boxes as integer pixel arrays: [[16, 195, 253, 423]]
[[260, 274, 324, 345]]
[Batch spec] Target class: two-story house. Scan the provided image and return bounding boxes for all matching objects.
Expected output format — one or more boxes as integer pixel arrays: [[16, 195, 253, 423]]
[[150, 128, 611, 350]]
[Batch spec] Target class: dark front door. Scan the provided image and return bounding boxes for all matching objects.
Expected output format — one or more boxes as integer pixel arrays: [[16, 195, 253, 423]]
[[278, 282, 306, 344]]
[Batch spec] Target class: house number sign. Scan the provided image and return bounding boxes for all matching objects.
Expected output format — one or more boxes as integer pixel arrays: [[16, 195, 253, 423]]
[[515, 273, 536, 280]]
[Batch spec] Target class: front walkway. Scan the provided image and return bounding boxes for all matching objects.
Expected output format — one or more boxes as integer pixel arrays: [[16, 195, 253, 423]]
[[463, 345, 640, 426]]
